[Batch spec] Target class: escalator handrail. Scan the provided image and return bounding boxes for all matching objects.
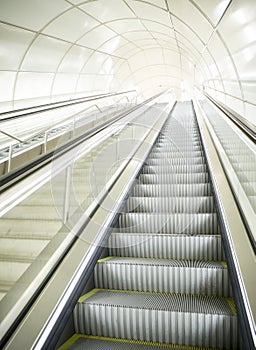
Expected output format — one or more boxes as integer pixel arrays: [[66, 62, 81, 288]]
[[0, 92, 162, 193], [0, 90, 137, 121], [204, 92, 256, 143]]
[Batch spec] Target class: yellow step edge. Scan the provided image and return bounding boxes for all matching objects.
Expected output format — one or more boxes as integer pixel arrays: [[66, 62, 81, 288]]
[[98, 256, 228, 266], [110, 232, 222, 237], [58, 333, 221, 350], [97, 256, 114, 263], [78, 288, 237, 308]]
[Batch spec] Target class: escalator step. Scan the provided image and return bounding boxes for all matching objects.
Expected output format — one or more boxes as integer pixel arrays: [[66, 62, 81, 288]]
[[117, 213, 219, 234], [108, 233, 224, 260], [138, 173, 209, 184], [59, 334, 221, 350], [141, 164, 207, 173], [126, 197, 215, 213], [74, 289, 237, 348], [145, 158, 205, 165], [94, 257, 230, 296], [131, 184, 212, 197]]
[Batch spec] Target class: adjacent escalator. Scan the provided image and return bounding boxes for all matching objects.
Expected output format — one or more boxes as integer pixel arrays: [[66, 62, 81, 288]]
[[60, 101, 238, 349]]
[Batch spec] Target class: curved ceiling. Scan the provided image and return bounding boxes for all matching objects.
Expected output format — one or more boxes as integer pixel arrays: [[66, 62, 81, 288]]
[[0, 0, 255, 124]]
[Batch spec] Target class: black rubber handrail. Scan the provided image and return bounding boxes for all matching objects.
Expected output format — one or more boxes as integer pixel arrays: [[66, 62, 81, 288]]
[[0, 92, 163, 193], [0, 90, 136, 121], [204, 92, 256, 143]]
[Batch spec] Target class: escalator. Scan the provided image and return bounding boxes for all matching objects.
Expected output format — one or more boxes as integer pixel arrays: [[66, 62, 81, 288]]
[[59, 101, 238, 349]]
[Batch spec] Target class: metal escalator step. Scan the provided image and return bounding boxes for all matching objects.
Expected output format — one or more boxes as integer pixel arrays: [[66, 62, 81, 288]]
[[149, 151, 204, 158], [74, 289, 237, 348], [141, 164, 207, 174], [126, 197, 215, 213], [108, 233, 223, 260], [59, 334, 221, 350], [132, 184, 211, 197], [146, 158, 205, 165], [154, 145, 202, 151], [138, 173, 209, 184], [94, 257, 230, 296], [117, 213, 219, 234]]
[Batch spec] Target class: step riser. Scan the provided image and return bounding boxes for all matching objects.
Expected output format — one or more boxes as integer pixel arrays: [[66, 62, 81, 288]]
[[132, 184, 212, 197], [141, 165, 207, 174], [138, 173, 209, 184], [74, 304, 237, 348], [126, 197, 215, 213], [94, 263, 231, 296], [108, 234, 224, 260], [117, 214, 219, 234], [146, 159, 205, 165]]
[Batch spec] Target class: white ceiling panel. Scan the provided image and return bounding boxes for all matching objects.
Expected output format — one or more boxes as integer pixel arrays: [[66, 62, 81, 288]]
[[233, 42, 256, 80], [114, 44, 140, 59], [115, 62, 132, 81], [127, 0, 170, 26], [206, 33, 228, 62], [21, 35, 70, 72], [132, 39, 159, 49], [152, 32, 176, 42], [218, 0, 256, 52], [122, 31, 153, 41], [0, 0, 70, 31], [0, 23, 35, 70], [107, 19, 145, 34], [15, 72, 54, 99], [58, 46, 92, 73], [181, 56, 194, 72], [43, 8, 99, 42], [100, 36, 128, 55], [144, 48, 165, 64], [139, 0, 167, 9], [128, 51, 147, 71], [172, 18, 204, 52], [52, 73, 78, 94], [0, 72, 16, 102], [163, 50, 180, 66], [169, 0, 213, 43], [175, 33, 201, 59], [80, 0, 135, 22], [193, 0, 231, 26], [81, 51, 108, 74], [78, 25, 116, 49], [141, 20, 175, 37], [76, 74, 90, 92]]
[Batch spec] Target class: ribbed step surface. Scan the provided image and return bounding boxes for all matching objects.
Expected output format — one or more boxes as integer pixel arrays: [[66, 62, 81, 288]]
[[69, 101, 237, 350], [60, 334, 221, 350], [126, 197, 215, 213], [139, 173, 210, 184], [108, 233, 223, 260], [95, 257, 230, 296], [74, 289, 237, 348], [117, 213, 219, 234]]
